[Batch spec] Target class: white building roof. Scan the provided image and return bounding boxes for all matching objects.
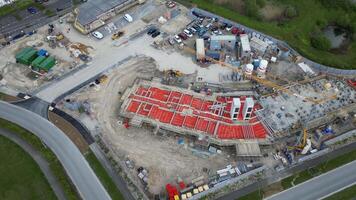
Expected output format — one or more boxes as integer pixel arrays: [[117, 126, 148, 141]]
[[298, 62, 315, 75], [211, 35, 236, 41], [240, 34, 251, 52], [196, 38, 205, 59], [250, 37, 269, 52]]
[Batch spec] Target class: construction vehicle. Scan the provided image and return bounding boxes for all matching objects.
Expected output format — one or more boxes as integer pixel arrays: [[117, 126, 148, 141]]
[[164, 69, 183, 77], [111, 31, 125, 40]]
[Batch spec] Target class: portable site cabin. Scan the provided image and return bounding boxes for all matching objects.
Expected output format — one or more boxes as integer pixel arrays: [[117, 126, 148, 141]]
[[31, 56, 47, 69], [38, 56, 56, 72], [15, 47, 34, 61], [17, 49, 38, 65]]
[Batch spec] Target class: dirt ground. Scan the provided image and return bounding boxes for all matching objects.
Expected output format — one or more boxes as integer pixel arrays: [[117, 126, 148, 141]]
[[260, 3, 285, 22], [0, 21, 85, 93], [48, 111, 89, 153], [58, 56, 233, 194], [267, 60, 305, 83], [0, 92, 21, 102]]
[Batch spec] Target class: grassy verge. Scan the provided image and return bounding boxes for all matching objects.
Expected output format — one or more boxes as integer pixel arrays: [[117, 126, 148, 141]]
[[324, 184, 356, 200], [85, 151, 125, 200], [0, 118, 79, 200], [179, 0, 356, 69], [0, 0, 46, 17], [0, 135, 56, 200], [282, 149, 356, 188], [236, 148, 356, 199], [237, 190, 263, 200]]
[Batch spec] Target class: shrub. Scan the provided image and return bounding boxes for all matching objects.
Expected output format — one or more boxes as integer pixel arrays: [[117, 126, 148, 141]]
[[311, 34, 331, 51], [256, 0, 266, 8], [284, 6, 298, 18], [244, 0, 261, 20]]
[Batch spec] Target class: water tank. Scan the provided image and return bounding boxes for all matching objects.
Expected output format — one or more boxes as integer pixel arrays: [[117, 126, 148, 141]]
[[244, 64, 254, 75], [252, 59, 260, 69], [258, 59, 268, 73]]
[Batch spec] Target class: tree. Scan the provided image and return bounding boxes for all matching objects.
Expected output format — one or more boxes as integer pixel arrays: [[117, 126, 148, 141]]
[[311, 34, 331, 51], [284, 6, 298, 18], [256, 0, 266, 8], [244, 0, 261, 20]]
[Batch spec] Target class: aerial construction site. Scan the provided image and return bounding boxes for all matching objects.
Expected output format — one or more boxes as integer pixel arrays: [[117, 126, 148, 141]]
[[0, 0, 356, 200]]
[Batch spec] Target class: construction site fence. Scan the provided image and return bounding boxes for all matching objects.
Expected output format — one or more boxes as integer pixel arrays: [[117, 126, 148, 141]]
[[297, 148, 330, 163], [324, 129, 356, 146], [189, 165, 267, 200], [191, 8, 356, 76]]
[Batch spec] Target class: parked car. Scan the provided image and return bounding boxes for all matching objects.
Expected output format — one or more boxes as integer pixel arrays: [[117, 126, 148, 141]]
[[226, 24, 233, 31], [213, 29, 222, 35], [220, 23, 228, 30], [192, 11, 204, 18], [124, 14, 133, 22], [174, 35, 182, 43], [151, 31, 161, 38], [166, 1, 176, 8], [147, 27, 157, 35], [91, 31, 104, 39], [168, 37, 175, 45], [178, 33, 188, 40], [27, 7, 37, 14], [202, 35, 210, 41], [188, 27, 196, 34], [231, 27, 240, 35], [183, 29, 193, 37]]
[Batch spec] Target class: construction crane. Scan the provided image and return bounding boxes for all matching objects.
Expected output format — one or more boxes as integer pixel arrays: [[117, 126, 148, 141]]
[[182, 45, 336, 104]]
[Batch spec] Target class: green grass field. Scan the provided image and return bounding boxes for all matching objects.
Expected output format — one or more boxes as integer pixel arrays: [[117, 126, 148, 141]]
[[0, 118, 79, 200], [236, 148, 356, 199], [85, 151, 125, 200], [325, 184, 356, 200], [282, 149, 356, 188], [180, 0, 356, 69], [0, 135, 56, 200], [0, 0, 46, 17]]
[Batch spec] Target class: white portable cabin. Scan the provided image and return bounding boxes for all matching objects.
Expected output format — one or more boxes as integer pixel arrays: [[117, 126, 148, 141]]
[[240, 34, 251, 57], [196, 38, 205, 60]]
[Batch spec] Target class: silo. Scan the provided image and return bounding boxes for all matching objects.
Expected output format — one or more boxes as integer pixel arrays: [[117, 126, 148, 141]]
[[244, 64, 254, 76], [258, 59, 268, 73]]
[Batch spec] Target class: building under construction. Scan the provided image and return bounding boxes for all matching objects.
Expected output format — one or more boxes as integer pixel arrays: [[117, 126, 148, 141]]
[[119, 80, 270, 154]]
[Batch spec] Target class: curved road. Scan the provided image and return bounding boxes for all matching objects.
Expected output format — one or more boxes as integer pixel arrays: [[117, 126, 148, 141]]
[[0, 101, 111, 200], [267, 160, 356, 200], [0, 128, 66, 200]]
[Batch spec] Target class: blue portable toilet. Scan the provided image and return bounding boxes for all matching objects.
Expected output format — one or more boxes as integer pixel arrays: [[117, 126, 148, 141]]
[[37, 49, 49, 57]]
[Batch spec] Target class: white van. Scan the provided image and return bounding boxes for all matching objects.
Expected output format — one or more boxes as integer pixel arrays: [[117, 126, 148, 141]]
[[124, 14, 133, 22]]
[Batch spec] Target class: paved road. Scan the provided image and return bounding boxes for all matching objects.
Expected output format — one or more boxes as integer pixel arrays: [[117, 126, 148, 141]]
[[218, 142, 356, 200], [267, 160, 356, 200], [0, 101, 111, 200], [13, 97, 49, 118], [0, 128, 66, 200]]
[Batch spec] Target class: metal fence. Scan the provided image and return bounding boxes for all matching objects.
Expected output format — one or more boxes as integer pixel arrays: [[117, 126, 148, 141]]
[[191, 8, 356, 76], [190, 166, 266, 200]]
